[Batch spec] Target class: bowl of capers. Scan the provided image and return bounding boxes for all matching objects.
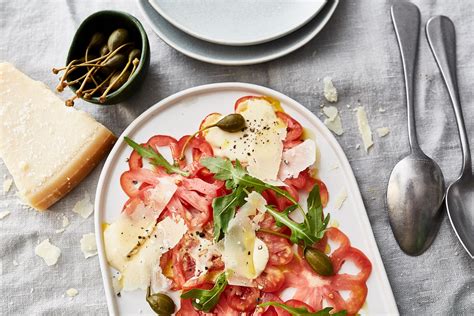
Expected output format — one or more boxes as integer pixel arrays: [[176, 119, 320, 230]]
[[53, 10, 150, 105]]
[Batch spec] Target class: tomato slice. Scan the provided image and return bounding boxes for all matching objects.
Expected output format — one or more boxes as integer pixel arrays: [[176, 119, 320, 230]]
[[257, 232, 293, 266], [284, 299, 314, 312], [234, 95, 283, 113], [276, 112, 303, 144], [255, 265, 285, 293], [253, 293, 290, 316], [119, 168, 162, 197], [282, 228, 372, 315], [225, 286, 261, 312], [176, 298, 200, 316], [128, 149, 143, 170], [263, 184, 299, 211]]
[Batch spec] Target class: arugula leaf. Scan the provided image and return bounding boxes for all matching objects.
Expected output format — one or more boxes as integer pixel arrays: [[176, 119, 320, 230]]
[[265, 184, 329, 247], [306, 184, 330, 241], [201, 157, 297, 204], [212, 186, 246, 241], [258, 302, 347, 316], [124, 137, 189, 176], [180, 272, 227, 312]]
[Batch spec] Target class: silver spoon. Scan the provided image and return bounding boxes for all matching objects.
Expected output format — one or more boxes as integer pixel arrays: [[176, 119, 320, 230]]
[[426, 16, 474, 259], [386, 2, 445, 256]]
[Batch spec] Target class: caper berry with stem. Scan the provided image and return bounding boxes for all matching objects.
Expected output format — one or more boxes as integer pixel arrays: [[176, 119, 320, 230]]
[[179, 113, 246, 160], [88, 32, 106, 49], [102, 53, 126, 69], [146, 287, 175, 315], [107, 28, 129, 51], [100, 44, 109, 56], [304, 247, 334, 276]]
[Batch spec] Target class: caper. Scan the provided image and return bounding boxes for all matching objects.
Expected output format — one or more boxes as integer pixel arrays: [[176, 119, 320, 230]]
[[109, 70, 130, 91], [128, 48, 141, 61], [100, 44, 110, 56], [107, 28, 129, 52], [103, 53, 126, 69], [88, 32, 105, 49], [215, 113, 246, 132], [146, 287, 175, 315], [304, 247, 334, 276]]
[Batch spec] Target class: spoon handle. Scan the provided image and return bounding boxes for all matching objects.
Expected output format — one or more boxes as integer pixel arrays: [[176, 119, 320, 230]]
[[391, 2, 421, 152], [426, 16, 472, 176]]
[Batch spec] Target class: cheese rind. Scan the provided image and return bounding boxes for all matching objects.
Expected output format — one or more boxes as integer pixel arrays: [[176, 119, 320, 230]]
[[0, 63, 116, 210]]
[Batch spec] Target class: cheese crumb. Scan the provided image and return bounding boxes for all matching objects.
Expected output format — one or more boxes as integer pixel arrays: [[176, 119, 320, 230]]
[[55, 228, 65, 234], [356, 107, 373, 152], [355, 144, 361, 150], [323, 106, 344, 135], [13, 260, 19, 266], [334, 189, 348, 210], [62, 216, 69, 228], [0, 211, 11, 219], [72, 193, 93, 219], [376, 127, 390, 137], [3, 178, 13, 193], [80, 233, 97, 258], [66, 288, 78, 297], [323, 77, 338, 102], [378, 108, 387, 113], [35, 239, 61, 266]]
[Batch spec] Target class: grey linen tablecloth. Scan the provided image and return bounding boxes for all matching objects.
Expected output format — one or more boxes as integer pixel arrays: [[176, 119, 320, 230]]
[[1, 0, 473, 315]]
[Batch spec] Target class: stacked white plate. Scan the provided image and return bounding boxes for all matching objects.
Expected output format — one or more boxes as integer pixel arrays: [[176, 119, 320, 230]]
[[137, 0, 339, 65]]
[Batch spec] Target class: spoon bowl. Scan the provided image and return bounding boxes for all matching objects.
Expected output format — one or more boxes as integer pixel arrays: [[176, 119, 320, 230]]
[[387, 152, 445, 255], [446, 177, 474, 258]]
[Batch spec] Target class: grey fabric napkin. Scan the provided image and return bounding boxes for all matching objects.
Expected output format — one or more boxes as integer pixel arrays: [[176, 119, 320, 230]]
[[0, 0, 473, 315]]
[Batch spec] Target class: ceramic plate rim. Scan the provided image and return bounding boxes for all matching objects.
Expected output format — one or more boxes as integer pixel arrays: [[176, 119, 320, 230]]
[[95, 82, 398, 315], [148, 0, 327, 46], [136, 0, 339, 66]]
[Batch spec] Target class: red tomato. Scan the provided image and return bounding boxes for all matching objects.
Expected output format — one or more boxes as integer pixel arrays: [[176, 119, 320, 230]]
[[317, 179, 329, 208], [255, 265, 285, 293], [264, 185, 299, 211], [176, 298, 199, 316], [253, 293, 290, 316], [225, 286, 260, 312], [127, 149, 143, 170], [282, 139, 303, 149], [284, 299, 314, 312], [282, 228, 372, 315], [119, 168, 162, 197], [257, 232, 293, 266], [148, 134, 181, 160], [276, 111, 303, 144]]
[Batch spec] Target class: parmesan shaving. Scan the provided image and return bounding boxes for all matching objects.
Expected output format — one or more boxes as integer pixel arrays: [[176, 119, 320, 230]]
[[376, 127, 390, 137], [62, 215, 70, 228], [334, 189, 348, 210], [3, 178, 13, 193], [323, 106, 344, 135], [35, 239, 61, 266], [323, 77, 338, 102], [80, 233, 98, 258], [66, 288, 78, 297], [72, 193, 93, 219], [0, 211, 11, 219], [356, 106, 373, 152]]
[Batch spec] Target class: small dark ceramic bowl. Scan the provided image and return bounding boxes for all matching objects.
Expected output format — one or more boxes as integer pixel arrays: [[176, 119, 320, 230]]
[[66, 10, 150, 105]]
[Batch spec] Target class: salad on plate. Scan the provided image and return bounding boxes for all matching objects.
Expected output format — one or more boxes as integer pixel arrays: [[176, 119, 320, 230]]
[[103, 96, 372, 315]]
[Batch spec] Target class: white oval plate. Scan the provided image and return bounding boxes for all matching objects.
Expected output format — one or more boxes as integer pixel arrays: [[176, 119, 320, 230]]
[[95, 83, 399, 315], [137, 0, 339, 65], [148, 0, 327, 46]]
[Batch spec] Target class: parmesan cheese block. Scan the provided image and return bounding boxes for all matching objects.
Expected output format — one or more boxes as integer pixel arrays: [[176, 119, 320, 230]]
[[0, 63, 116, 210]]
